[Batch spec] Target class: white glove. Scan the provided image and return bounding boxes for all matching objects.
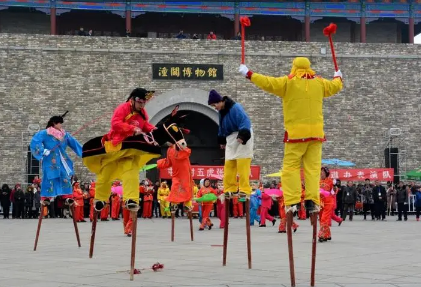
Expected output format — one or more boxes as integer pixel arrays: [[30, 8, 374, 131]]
[[134, 127, 143, 135], [218, 193, 225, 202], [43, 149, 51, 156], [334, 70, 343, 79], [238, 64, 249, 77]]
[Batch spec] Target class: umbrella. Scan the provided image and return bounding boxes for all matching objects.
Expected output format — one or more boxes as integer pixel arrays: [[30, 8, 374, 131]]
[[263, 188, 283, 197], [140, 163, 157, 172], [111, 185, 123, 196], [321, 159, 355, 167]]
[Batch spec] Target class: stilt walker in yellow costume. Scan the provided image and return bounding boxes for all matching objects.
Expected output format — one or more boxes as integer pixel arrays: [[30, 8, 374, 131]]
[[239, 57, 343, 285], [82, 88, 190, 281], [208, 89, 253, 269]]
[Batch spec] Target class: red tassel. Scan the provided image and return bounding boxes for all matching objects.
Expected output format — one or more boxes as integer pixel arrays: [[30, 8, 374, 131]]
[[323, 23, 337, 37], [152, 263, 164, 272], [240, 16, 251, 27]]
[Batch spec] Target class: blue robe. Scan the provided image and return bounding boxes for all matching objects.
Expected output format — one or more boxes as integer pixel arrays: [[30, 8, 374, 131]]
[[30, 130, 82, 197], [250, 192, 261, 225]]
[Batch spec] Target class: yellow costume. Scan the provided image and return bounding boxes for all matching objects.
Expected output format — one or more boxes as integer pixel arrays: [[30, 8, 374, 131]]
[[241, 57, 342, 207], [158, 183, 171, 217]]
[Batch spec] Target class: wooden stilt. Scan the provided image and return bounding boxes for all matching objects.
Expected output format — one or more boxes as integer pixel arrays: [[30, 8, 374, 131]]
[[89, 210, 98, 258], [310, 212, 318, 287], [245, 198, 252, 269], [222, 197, 230, 266], [286, 211, 296, 287], [188, 210, 194, 241], [33, 205, 46, 251], [70, 204, 81, 248], [171, 211, 175, 242], [130, 211, 138, 281]]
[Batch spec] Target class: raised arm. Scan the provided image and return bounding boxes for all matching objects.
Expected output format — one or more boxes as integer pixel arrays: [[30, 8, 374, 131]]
[[322, 71, 343, 98], [66, 134, 83, 157], [30, 130, 48, 161], [239, 64, 288, 98]]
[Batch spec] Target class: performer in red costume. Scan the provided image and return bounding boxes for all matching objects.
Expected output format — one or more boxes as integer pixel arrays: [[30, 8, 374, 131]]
[[197, 178, 217, 231], [73, 182, 85, 222], [142, 183, 153, 218], [318, 167, 335, 242], [122, 207, 133, 237], [111, 181, 122, 220], [216, 180, 225, 229], [232, 193, 244, 218], [278, 192, 299, 233], [330, 183, 343, 226], [89, 182, 96, 222], [157, 141, 193, 210], [259, 192, 276, 227], [100, 198, 110, 221]]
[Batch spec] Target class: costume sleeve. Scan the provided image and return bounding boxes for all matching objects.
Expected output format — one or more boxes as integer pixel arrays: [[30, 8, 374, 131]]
[[157, 148, 174, 169], [261, 193, 271, 200], [217, 115, 226, 145], [30, 130, 47, 161], [322, 77, 343, 98], [66, 134, 83, 157], [250, 73, 288, 98], [111, 103, 136, 135], [141, 109, 156, 133], [233, 105, 252, 144]]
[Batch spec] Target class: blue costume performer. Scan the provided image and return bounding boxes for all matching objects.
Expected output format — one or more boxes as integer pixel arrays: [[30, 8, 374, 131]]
[[30, 111, 82, 204]]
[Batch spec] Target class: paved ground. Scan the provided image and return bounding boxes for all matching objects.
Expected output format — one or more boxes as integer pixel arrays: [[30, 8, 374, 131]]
[[0, 215, 419, 287]]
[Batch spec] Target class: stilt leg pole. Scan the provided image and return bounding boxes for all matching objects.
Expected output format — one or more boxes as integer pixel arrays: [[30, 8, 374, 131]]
[[245, 198, 252, 269], [89, 210, 98, 258], [222, 197, 230, 266], [188, 210, 194, 241], [70, 204, 81, 247], [130, 211, 138, 281], [33, 205, 46, 251], [286, 211, 296, 287], [171, 210, 175, 242], [310, 212, 318, 287]]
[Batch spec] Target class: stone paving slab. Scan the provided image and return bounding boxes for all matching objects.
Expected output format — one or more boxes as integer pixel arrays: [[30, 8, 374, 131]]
[[0, 215, 419, 287]]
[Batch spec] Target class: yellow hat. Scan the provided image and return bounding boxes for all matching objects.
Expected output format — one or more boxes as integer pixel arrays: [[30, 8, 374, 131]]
[[289, 57, 315, 78]]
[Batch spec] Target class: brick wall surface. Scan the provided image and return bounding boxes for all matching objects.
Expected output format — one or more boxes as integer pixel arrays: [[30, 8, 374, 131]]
[[0, 33, 419, 184]]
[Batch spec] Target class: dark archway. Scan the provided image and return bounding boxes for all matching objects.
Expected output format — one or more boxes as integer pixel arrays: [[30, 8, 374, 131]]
[[146, 110, 222, 182]]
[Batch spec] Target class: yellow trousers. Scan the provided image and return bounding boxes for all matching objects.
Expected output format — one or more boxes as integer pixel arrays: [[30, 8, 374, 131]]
[[223, 158, 252, 195], [160, 200, 171, 217], [282, 141, 322, 207]]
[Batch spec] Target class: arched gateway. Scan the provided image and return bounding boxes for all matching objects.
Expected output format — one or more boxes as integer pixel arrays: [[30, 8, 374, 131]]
[[144, 88, 222, 181]]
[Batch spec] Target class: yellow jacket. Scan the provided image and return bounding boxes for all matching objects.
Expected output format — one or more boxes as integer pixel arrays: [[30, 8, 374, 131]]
[[158, 185, 170, 201], [250, 73, 342, 140]]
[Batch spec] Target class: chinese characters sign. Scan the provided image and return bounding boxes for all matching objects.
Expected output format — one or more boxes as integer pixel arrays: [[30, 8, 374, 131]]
[[328, 168, 394, 182], [152, 64, 223, 80], [159, 165, 261, 180]]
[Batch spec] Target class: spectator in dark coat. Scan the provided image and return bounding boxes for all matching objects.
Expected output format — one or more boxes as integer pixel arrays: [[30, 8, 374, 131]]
[[13, 184, 25, 219], [342, 181, 357, 221], [396, 182, 408, 221], [372, 180, 387, 220], [0, 184, 11, 219]]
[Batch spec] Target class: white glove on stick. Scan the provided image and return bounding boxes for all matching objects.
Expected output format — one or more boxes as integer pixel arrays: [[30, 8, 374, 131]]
[[238, 64, 249, 76], [334, 70, 343, 79], [43, 149, 51, 156]]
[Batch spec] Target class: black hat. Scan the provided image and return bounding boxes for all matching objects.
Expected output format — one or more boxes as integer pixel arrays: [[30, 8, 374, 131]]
[[126, 88, 155, 102], [46, 111, 68, 128]]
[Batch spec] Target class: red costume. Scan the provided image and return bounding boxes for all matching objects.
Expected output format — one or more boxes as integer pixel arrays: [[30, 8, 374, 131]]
[[278, 195, 299, 233], [216, 183, 225, 229], [101, 198, 110, 221], [103, 101, 155, 147], [197, 185, 216, 230], [232, 195, 244, 218], [298, 189, 306, 220], [72, 183, 85, 222], [157, 145, 193, 205], [318, 177, 334, 241], [111, 193, 121, 220], [142, 185, 153, 218], [330, 185, 343, 226], [89, 183, 96, 221], [260, 193, 275, 227], [122, 207, 133, 236]]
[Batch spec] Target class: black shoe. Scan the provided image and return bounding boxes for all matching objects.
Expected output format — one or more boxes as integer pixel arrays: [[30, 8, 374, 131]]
[[278, 230, 286, 233], [125, 199, 139, 211], [65, 198, 75, 206], [338, 221, 342, 226], [209, 224, 213, 230], [127, 233, 132, 237], [259, 224, 266, 227], [199, 228, 204, 231], [94, 200, 106, 211], [318, 238, 326, 242], [327, 237, 332, 241], [293, 228, 297, 233], [80, 220, 86, 222], [404, 218, 408, 221], [272, 219, 276, 226]]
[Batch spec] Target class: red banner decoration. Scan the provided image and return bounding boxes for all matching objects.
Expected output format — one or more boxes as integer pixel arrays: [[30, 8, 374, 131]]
[[328, 168, 394, 182], [159, 165, 261, 180]]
